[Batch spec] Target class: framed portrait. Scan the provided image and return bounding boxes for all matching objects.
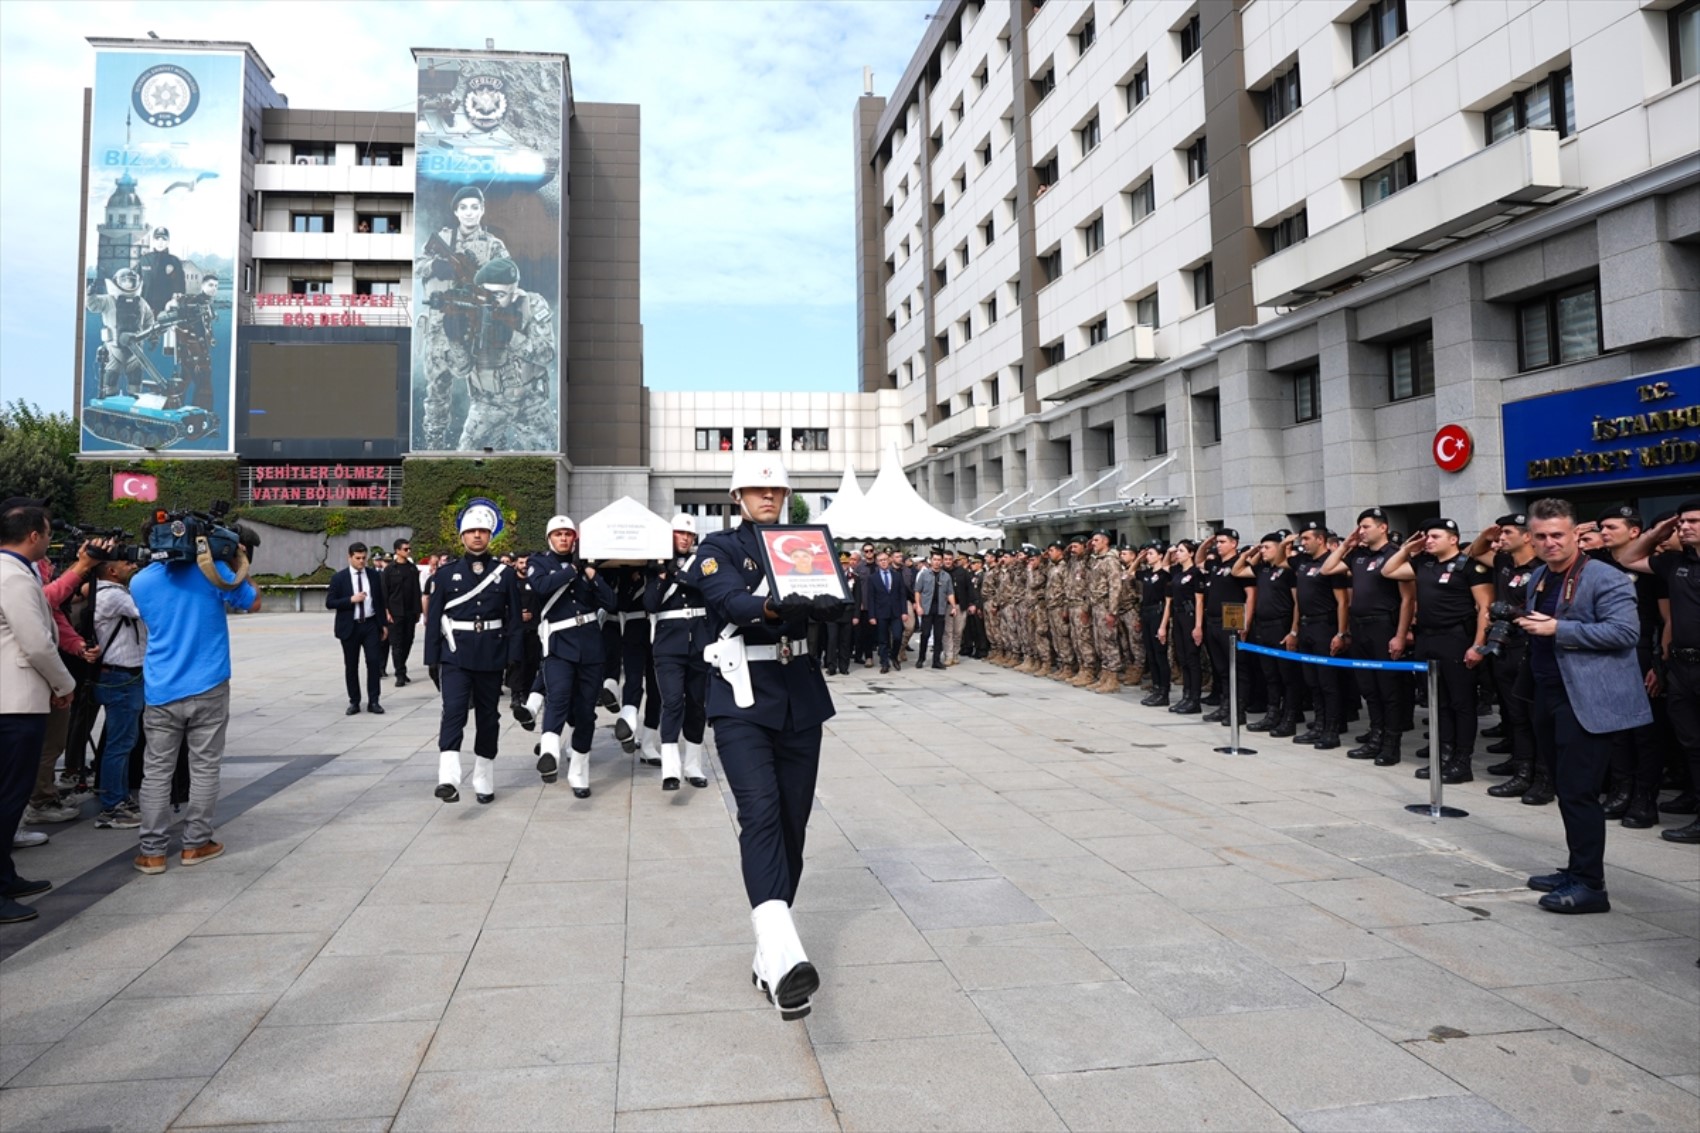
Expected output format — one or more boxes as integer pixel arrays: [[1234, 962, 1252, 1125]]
[[754, 525, 850, 601]]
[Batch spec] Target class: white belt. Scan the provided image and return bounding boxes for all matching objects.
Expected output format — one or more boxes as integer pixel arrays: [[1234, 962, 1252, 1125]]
[[746, 639, 810, 663], [446, 617, 503, 632], [549, 612, 600, 630], [618, 611, 649, 626], [654, 607, 706, 622]]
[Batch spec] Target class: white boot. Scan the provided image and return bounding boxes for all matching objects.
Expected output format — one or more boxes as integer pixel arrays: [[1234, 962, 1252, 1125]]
[[567, 746, 592, 797], [472, 756, 496, 804], [660, 742, 682, 791], [599, 677, 620, 712], [515, 691, 544, 731], [435, 751, 463, 803], [682, 740, 708, 788], [751, 900, 818, 1020], [640, 726, 663, 766], [536, 732, 560, 783], [614, 704, 638, 745]]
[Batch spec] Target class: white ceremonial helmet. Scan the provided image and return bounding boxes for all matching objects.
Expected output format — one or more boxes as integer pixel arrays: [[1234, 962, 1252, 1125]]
[[459, 504, 499, 534], [671, 513, 697, 535], [546, 514, 576, 536], [727, 451, 791, 500]]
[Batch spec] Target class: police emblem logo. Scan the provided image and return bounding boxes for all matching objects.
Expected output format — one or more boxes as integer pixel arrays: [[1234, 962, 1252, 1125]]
[[463, 76, 508, 131], [701, 558, 719, 576], [472, 561, 485, 575], [744, 558, 757, 571], [132, 64, 201, 128]]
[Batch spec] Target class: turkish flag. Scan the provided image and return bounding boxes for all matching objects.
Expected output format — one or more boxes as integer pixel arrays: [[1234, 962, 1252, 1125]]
[[113, 473, 159, 502]]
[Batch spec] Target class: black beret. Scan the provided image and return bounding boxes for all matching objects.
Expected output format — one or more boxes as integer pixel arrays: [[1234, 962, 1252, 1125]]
[[1358, 507, 1388, 523], [1217, 528, 1239, 541], [1597, 505, 1642, 527], [1420, 517, 1460, 535], [451, 184, 486, 207], [1496, 513, 1528, 529]]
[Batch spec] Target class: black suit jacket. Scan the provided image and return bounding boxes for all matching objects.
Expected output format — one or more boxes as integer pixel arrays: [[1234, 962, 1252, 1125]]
[[865, 568, 910, 621], [381, 560, 423, 621], [326, 565, 388, 639]]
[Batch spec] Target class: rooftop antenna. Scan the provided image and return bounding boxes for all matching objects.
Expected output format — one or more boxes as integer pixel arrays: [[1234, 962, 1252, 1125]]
[[485, 38, 494, 49], [863, 66, 874, 96]]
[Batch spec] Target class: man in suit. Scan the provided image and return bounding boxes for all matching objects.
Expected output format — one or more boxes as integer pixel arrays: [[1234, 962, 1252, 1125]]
[[382, 537, 424, 687], [865, 550, 910, 673], [1517, 497, 1652, 915], [0, 504, 77, 923], [326, 542, 388, 715]]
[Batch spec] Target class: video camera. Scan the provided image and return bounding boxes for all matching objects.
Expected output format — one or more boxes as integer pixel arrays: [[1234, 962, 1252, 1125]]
[[49, 519, 135, 569], [140, 502, 259, 590], [1477, 600, 1524, 657]]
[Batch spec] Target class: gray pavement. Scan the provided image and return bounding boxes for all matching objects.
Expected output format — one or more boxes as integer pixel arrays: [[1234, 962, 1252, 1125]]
[[2, 611, 1697, 1132]]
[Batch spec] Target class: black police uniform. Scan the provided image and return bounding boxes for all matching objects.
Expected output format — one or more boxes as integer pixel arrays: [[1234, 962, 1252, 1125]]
[[423, 552, 524, 773], [1413, 551, 1492, 772], [1293, 551, 1349, 746], [1345, 542, 1410, 758], [529, 550, 617, 768], [645, 550, 711, 750], [614, 567, 663, 750], [1589, 546, 1668, 822], [1169, 565, 1205, 711], [686, 523, 836, 908], [1203, 557, 1254, 720], [1649, 544, 1700, 821], [1250, 561, 1299, 733], [1486, 549, 1541, 794], [1138, 565, 1171, 695]]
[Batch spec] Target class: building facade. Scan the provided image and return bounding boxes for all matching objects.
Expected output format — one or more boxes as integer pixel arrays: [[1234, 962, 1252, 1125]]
[[856, 0, 1700, 544]]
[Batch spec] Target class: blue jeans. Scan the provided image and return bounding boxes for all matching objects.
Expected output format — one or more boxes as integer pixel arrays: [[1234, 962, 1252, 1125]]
[[94, 668, 145, 810]]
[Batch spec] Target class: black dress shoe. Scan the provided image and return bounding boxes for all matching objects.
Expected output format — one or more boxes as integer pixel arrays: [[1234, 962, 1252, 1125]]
[[346, 704, 361, 716], [536, 752, 558, 783], [476, 792, 494, 805], [396, 676, 410, 688], [1486, 758, 1517, 777], [1661, 818, 1700, 843], [1485, 738, 1513, 755], [0, 899, 39, 925], [1355, 729, 1377, 744], [1292, 727, 1321, 745], [1481, 722, 1505, 739], [1313, 732, 1341, 751], [572, 787, 592, 799], [931, 662, 944, 670], [1659, 791, 1699, 815], [879, 665, 891, 674], [662, 777, 681, 791], [367, 703, 385, 715], [1172, 698, 1201, 715], [1602, 786, 1632, 820], [435, 783, 460, 803], [2, 877, 52, 900], [687, 777, 709, 788]]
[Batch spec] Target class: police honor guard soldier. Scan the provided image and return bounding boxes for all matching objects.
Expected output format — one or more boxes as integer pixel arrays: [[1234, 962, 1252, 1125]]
[[686, 453, 843, 1019], [423, 505, 525, 804], [613, 561, 664, 766], [527, 516, 617, 798], [1321, 508, 1415, 765], [1291, 522, 1350, 750], [645, 514, 712, 791]]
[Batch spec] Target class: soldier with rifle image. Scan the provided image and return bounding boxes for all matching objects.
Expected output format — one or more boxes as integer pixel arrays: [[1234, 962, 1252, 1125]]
[[416, 184, 511, 449], [428, 257, 556, 451], [158, 275, 226, 412]]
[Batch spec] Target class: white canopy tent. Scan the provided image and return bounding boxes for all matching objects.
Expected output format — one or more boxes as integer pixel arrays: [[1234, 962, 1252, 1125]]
[[816, 443, 1002, 544], [814, 462, 864, 529]]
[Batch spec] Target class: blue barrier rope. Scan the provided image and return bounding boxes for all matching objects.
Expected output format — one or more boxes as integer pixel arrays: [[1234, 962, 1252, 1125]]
[[1237, 640, 1430, 674]]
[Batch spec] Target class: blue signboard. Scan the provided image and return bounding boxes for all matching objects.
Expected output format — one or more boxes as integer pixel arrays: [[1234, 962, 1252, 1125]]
[[1502, 366, 1700, 493]]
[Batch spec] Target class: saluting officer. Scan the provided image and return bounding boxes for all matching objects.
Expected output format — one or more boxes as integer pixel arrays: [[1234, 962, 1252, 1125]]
[[1202, 529, 1254, 725], [1291, 522, 1350, 751], [424, 504, 525, 805], [1168, 540, 1205, 714], [686, 454, 842, 1020], [645, 514, 712, 791], [528, 515, 616, 798], [1045, 543, 1074, 681], [1467, 513, 1546, 801], [1237, 532, 1301, 737], [1321, 508, 1415, 766]]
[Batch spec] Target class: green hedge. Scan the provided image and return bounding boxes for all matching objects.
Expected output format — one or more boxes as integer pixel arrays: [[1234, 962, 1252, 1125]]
[[73, 459, 240, 531]]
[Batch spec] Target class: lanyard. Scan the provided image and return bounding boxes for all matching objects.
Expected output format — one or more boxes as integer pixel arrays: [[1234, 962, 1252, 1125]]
[[1536, 556, 1586, 606]]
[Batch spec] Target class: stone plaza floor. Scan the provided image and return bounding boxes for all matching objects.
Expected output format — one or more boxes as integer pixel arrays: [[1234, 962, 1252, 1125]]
[[1, 611, 1697, 1132]]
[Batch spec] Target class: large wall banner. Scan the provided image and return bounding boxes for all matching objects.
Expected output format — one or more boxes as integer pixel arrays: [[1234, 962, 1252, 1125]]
[[81, 49, 243, 452], [411, 51, 564, 454]]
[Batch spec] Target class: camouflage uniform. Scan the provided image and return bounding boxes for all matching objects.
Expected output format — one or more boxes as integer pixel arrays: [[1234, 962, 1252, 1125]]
[[456, 288, 556, 451], [1046, 557, 1074, 676], [1117, 558, 1142, 680], [1064, 551, 1095, 680], [416, 224, 510, 449], [1085, 549, 1122, 678], [1027, 557, 1051, 673], [985, 559, 1007, 661]]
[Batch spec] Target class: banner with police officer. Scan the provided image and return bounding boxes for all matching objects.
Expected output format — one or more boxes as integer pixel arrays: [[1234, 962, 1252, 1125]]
[[410, 50, 564, 454], [80, 48, 243, 454]]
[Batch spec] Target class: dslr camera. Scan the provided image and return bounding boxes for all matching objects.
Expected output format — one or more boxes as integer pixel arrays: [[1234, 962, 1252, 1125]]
[[1476, 600, 1524, 657]]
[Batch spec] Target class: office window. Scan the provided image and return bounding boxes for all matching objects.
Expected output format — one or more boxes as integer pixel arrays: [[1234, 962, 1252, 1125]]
[[1040, 249, 1063, 285], [1484, 69, 1576, 143], [887, 312, 898, 335], [1360, 151, 1417, 208], [1266, 209, 1309, 253], [290, 212, 333, 233], [1178, 13, 1202, 62], [1086, 317, 1109, 347], [1185, 136, 1209, 184], [1036, 153, 1060, 189], [901, 298, 912, 322], [1041, 341, 1066, 369], [356, 213, 402, 234], [245, 193, 256, 226], [1135, 292, 1160, 328], [290, 143, 335, 165], [1013, 365, 1025, 393], [1078, 113, 1101, 156], [1197, 394, 1222, 444], [696, 428, 734, 451], [357, 143, 405, 166], [936, 332, 951, 359], [982, 217, 995, 246], [1388, 333, 1434, 401], [1293, 367, 1320, 422], [1351, 0, 1406, 67], [793, 428, 830, 451], [973, 61, 989, 93], [1261, 64, 1302, 130], [978, 141, 992, 169], [1075, 17, 1096, 55], [958, 243, 971, 269], [289, 279, 330, 295], [1192, 261, 1215, 309], [1518, 281, 1601, 370], [961, 315, 973, 344], [985, 294, 999, 324], [1082, 214, 1105, 257], [247, 126, 257, 157], [1674, 0, 1700, 84], [1033, 65, 1056, 102], [355, 279, 402, 296], [934, 264, 948, 290], [1126, 177, 1156, 224], [1124, 66, 1150, 113], [1149, 410, 1169, 455]]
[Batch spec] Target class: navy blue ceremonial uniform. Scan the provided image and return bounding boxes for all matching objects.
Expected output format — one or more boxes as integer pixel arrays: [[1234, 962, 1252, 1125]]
[[529, 551, 617, 756], [687, 524, 835, 908], [423, 552, 524, 758], [645, 551, 710, 745]]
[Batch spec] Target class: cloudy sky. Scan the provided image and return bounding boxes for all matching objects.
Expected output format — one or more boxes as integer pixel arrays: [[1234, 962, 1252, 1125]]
[[0, 0, 933, 413]]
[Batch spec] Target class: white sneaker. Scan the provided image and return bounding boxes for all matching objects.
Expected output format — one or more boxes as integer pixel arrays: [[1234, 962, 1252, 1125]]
[[24, 803, 79, 825], [12, 831, 49, 848]]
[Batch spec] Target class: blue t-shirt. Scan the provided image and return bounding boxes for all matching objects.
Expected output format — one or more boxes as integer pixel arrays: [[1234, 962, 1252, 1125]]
[[130, 561, 257, 706]]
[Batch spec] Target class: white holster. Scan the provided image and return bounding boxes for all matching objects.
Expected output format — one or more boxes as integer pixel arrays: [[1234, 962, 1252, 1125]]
[[703, 634, 754, 709]]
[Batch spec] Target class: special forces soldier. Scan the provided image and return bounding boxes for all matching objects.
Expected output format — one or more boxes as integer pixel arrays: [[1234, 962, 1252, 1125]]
[[161, 275, 222, 411], [417, 185, 512, 449], [1064, 538, 1098, 687], [686, 453, 843, 1020], [528, 515, 617, 798], [1116, 545, 1141, 688], [424, 504, 525, 805], [446, 258, 556, 452], [85, 269, 157, 399], [1083, 531, 1123, 693], [1045, 542, 1073, 681], [645, 513, 713, 791], [1023, 546, 1049, 676]]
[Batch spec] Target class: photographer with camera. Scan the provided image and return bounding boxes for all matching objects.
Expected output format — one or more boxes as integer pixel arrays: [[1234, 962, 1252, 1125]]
[[128, 510, 261, 874], [90, 556, 147, 829]]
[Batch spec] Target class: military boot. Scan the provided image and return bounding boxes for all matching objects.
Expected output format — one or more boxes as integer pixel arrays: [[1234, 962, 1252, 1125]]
[[1347, 728, 1384, 760], [1415, 742, 1447, 779], [1269, 706, 1300, 739], [1487, 757, 1533, 797], [1441, 748, 1475, 785], [1054, 665, 1077, 683], [1521, 761, 1556, 805], [1070, 666, 1098, 688], [1373, 732, 1404, 767], [1602, 781, 1632, 820], [1093, 670, 1121, 695], [1620, 787, 1659, 829]]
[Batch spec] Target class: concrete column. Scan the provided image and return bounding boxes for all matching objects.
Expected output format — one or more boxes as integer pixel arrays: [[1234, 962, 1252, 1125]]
[[1600, 197, 1700, 352], [1430, 263, 1518, 529], [1318, 309, 1382, 517], [1216, 339, 1284, 529]]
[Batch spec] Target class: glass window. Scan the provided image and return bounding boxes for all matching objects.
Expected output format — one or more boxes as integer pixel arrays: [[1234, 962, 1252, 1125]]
[[1360, 151, 1417, 208], [289, 279, 329, 295], [1518, 300, 1553, 370], [1199, 395, 1222, 443], [1351, 0, 1406, 67], [290, 143, 335, 165], [1179, 13, 1201, 62], [1388, 334, 1434, 401], [1186, 136, 1209, 184], [1082, 215, 1105, 256], [1036, 154, 1060, 188], [1040, 249, 1063, 284], [1150, 410, 1169, 454], [290, 213, 332, 233], [1520, 283, 1601, 369], [1075, 17, 1095, 55], [1267, 209, 1309, 253], [1079, 114, 1101, 155], [1193, 262, 1214, 309], [1135, 292, 1160, 328], [793, 428, 830, 451], [356, 213, 402, 234], [1262, 65, 1302, 130], [1034, 66, 1056, 101], [1293, 367, 1320, 422], [1486, 100, 1518, 143], [1674, 0, 1700, 84], [1128, 178, 1156, 223], [985, 294, 998, 324], [1042, 341, 1065, 369], [982, 218, 995, 246], [936, 332, 951, 359], [1086, 317, 1109, 346], [357, 143, 405, 166], [355, 280, 402, 296], [1125, 67, 1150, 112]]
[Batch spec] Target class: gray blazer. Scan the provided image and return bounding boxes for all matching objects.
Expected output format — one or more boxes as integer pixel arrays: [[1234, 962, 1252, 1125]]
[[1524, 559, 1653, 735], [913, 566, 954, 615]]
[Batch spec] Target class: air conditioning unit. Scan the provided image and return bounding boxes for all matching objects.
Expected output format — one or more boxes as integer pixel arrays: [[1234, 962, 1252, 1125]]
[[294, 157, 313, 166]]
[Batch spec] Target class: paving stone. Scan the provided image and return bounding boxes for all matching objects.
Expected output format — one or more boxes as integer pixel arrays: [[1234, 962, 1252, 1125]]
[[995, 854, 1148, 900], [423, 982, 623, 1071], [616, 1010, 826, 1111], [627, 892, 754, 951], [625, 944, 770, 1016], [1406, 1028, 1700, 1131], [1289, 823, 1432, 860], [1285, 876, 1483, 928], [460, 924, 626, 988], [1039, 893, 1221, 951], [794, 865, 898, 911], [1035, 1060, 1296, 1131], [1131, 864, 1309, 911], [1035, 806, 1163, 840], [816, 1034, 1065, 1132], [1466, 889, 1682, 947], [1567, 936, 1700, 1005], [885, 876, 1050, 930], [1290, 1095, 1532, 1132], [803, 959, 989, 1044], [394, 1063, 618, 1132], [484, 879, 629, 929], [0, 1043, 48, 1088], [177, 1021, 435, 1125], [1376, 919, 1619, 989], [194, 885, 368, 937], [264, 952, 465, 1025], [1355, 851, 1527, 896], [1080, 832, 1228, 872], [1197, 904, 1409, 968], [1497, 978, 1700, 1077], [119, 932, 324, 999], [615, 1097, 840, 1131], [792, 905, 936, 967], [1099, 936, 1321, 1018], [10, 993, 271, 1087], [1316, 955, 1548, 1042], [362, 862, 509, 906], [972, 981, 1207, 1074], [0, 1076, 205, 1133], [1182, 1006, 1465, 1114], [926, 921, 1116, 991], [321, 901, 489, 956], [1215, 841, 1375, 883]]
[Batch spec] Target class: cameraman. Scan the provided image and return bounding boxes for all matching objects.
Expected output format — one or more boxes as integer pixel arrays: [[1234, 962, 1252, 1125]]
[[128, 521, 261, 874]]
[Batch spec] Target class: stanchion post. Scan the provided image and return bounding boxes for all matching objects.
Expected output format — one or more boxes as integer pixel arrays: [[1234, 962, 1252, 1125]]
[[1406, 660, 1467, 819], [1214, 635, 1256, 755]]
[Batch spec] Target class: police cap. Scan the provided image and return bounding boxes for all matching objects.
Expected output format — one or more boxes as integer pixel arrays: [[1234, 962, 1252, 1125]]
[[152, 226, 170, 239], [1496, 512, 1528, 529], [451, 185, 485, 208], [475, 258, 520, 286], [1597, 505, 1642, 527], [1358, 506, 1388, 523], [1299, 520, 1325, 534], [1216, 528, 1239, 542], [1420, 517, 1460, 535], [1676, 498, 1700, 515]]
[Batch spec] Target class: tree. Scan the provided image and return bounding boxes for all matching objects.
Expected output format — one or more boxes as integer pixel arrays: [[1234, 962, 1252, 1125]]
[[0, 401, 78, 519], [789, 491, 811, 525]]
